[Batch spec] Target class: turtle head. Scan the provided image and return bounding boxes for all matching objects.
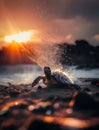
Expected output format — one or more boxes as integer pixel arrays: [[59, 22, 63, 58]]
[[44, 66, 51, 80]]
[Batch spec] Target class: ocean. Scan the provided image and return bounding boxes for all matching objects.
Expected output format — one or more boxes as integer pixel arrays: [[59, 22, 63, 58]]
[[0, 65, 99, 84]]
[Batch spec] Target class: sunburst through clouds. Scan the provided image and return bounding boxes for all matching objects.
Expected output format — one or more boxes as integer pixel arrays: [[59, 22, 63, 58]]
[[3, 30, 36, 64]]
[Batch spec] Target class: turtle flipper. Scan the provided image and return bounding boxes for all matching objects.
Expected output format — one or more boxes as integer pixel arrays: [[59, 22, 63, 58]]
[[32, 76, 44, 87]]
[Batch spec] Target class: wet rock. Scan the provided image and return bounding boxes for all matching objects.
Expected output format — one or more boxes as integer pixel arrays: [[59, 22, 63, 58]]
[[28, 120, 61, 130], [43, 96, 56, 102], [9, 91, 20, 97], [22, 89, 29, 92], [91, 80, 99, 86], [83, 88, 92, 95], [84, 125, 99, 130], [1, 125, 16, 130], [83, 88, 91, 92], [33, 105, 54, 115], [8, 82, 12, 86], [43, 96, 68, 102], [12, 104, 27, 109], [72, 92, 97, 110], [94, 92, 99, 97]]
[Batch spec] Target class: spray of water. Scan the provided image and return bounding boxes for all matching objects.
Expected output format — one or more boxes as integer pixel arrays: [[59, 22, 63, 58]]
[[19, 42, 75, 83], [22, 43, 63, 70]]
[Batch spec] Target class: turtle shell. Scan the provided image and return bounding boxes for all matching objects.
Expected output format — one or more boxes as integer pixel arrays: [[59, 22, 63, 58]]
[[53, 71, 73, 85]]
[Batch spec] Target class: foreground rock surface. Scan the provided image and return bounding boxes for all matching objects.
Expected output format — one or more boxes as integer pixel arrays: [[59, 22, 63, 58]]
[[0, 79, 99, 130]]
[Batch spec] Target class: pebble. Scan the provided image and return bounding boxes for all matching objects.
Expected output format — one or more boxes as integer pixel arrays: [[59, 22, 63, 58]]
[[45, 110, 52, 115]]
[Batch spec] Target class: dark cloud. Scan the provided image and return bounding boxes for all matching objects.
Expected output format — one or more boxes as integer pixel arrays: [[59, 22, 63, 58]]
[[31, 0, 99, 20], [64, 0, 99, 20], [1, 0, 99, 20], [0, 0, 99, 45]]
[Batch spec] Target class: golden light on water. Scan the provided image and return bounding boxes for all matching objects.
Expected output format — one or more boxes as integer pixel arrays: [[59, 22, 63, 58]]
[[4, 30, 33, 43]]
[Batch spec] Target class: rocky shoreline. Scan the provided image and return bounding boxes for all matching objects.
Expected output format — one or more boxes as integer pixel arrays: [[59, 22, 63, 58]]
[[0, 78, 99, 130]]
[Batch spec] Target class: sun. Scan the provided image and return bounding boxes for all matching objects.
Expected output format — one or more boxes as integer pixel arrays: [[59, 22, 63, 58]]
[[5, 30, 33, 43]]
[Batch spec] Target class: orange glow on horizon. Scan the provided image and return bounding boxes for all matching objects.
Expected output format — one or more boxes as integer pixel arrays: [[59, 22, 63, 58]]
[[4, 30, 33, 43]]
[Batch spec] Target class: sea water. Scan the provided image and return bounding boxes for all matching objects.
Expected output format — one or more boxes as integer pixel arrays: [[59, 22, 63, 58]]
[[0, 65, 99, 84]]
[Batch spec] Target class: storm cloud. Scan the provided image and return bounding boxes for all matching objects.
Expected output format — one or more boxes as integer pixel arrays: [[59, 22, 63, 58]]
[[0, 0, 99, 45]]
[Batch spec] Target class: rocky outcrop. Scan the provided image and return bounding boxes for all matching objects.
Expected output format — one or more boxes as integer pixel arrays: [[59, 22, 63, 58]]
[[58, 40, 99, 68]]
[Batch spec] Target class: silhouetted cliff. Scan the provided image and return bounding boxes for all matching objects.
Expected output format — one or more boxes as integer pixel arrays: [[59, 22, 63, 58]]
[[58, 40, 99, 68]]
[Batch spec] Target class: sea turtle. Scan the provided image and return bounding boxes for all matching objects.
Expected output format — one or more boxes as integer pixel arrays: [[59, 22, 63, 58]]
[[32, 66, 81, 90]]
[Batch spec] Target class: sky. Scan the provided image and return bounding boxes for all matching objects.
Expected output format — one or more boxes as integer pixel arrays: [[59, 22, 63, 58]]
[[0, 0, 99, 47]]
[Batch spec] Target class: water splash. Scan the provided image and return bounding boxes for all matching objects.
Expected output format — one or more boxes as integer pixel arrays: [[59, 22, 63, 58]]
[[19, 42, 77, 83], [22, 43, 63, 70]]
